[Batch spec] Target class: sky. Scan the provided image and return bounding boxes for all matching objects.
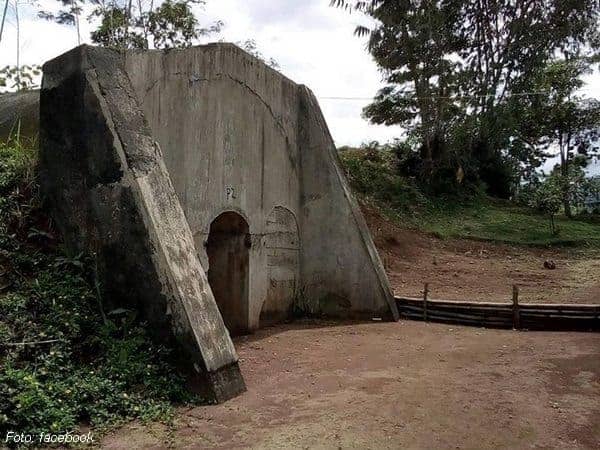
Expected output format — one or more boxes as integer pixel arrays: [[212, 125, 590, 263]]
[[0, 0, 400, 146], [1, 0, 599, 156]]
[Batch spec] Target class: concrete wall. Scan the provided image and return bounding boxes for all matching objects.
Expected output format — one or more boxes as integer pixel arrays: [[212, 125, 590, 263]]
[[298, 87, 397, 318], [125, 45, 303, 331], [123, 44, 398, 327]]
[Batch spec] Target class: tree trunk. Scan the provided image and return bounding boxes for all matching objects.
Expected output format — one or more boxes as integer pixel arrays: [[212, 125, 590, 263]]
[[15, 0, 20, 91], [71, 0, 81, 45], [558, 133, 572, 218], [563, 191, 572, 219], [0, 0, 9, 43]]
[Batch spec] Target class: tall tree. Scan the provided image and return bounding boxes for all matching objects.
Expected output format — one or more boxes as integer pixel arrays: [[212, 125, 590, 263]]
[[332, 0, 600, 193], [513, 60, 600, 216], [360, 0, 464, 174], [39, 0, 222, 50], [90, 0, 222, 49], [0, 0, 41, 91]]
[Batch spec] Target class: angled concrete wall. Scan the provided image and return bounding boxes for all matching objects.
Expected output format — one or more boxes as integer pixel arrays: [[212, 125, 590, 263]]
[[39, 46, 245, 403], [297, 87, 397, 318]]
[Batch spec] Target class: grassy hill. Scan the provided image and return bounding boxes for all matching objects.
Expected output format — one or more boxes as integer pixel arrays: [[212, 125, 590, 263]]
[[0, 140, 199, 439], [340, 148, 600, 248]]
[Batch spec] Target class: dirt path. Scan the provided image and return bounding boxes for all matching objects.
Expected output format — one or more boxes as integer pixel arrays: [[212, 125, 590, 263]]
[[99, 205, 600, 449], [363, 205, 600, 304], [101, 320, 600, 449]]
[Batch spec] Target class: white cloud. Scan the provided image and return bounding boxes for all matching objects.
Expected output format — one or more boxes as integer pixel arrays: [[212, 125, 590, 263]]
[[1, 0, 599, 147], [201, 0, 393, 145]]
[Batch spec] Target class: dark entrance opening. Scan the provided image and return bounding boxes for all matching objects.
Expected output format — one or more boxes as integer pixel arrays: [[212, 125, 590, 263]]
[[206, 211, 250, 335]]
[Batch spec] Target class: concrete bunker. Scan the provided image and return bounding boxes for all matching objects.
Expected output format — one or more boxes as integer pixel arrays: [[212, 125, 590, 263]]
[[38, 43, 400, 401], [122, 43, 400, 329], [206, 211, 250, 335]]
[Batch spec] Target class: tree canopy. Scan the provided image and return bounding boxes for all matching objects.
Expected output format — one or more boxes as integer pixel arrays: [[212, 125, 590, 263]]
[[38, 0, 223, 50], [332, 0, 600, 197]]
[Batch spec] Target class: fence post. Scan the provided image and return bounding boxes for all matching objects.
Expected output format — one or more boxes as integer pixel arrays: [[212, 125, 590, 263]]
[[423, 283, 429, 322], [512, 285, 520, 330]]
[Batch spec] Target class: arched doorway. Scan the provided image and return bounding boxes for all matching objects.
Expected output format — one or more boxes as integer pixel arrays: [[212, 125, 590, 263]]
[[206, 211, 250, 335]]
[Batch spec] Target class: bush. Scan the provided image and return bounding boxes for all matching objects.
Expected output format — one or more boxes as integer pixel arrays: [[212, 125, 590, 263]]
[[339, 146, 426, 212], [0, 140, 199, 443], [476, 151, 517, 199], [527, 177, 562, 235]]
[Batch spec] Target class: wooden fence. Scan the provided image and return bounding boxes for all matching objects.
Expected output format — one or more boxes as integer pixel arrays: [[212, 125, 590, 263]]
[[395, 285, 600, 331]]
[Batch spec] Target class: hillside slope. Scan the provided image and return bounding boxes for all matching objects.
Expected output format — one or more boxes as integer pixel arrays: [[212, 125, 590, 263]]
[[364, 202, 600, 304], [340, 148, 600, 249], [339, 148, 600, 304]]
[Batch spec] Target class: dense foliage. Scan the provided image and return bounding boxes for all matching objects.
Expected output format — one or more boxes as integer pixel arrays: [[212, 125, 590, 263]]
[[89, 0, 222, 49], [510, 60, 600, 216], [0, 65, 41, 93], [0, 140, 199, 441], [339, 142, 427, 211], [36, 0, 222, 50]]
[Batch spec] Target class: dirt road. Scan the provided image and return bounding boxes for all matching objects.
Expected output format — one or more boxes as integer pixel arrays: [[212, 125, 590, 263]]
[[101, 320, 600, 449], [100, 207, 600, 449]]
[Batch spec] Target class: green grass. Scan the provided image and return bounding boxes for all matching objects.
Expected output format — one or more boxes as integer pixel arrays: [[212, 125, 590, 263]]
[[0, 140, 201, 443], [340, 148, 600, 248], [418, 199, 600, 247]]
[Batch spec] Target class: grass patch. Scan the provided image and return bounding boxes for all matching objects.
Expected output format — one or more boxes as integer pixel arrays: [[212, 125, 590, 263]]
[[419, 198, 600, 247], [340, 148, 600, 248], [0, 140, 200, 443]]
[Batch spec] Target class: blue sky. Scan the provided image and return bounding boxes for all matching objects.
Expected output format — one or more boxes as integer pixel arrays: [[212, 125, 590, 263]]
[[1, 0, 599, 152]]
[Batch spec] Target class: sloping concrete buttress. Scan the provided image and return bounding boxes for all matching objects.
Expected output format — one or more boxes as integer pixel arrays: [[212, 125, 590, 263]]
[[39, 44, 399, 401]]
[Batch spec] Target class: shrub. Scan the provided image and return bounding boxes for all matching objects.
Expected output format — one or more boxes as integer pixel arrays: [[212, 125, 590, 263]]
[[339, 146, 426, 212], [0, 140, 199, 443], [528, 176, 562, 235]]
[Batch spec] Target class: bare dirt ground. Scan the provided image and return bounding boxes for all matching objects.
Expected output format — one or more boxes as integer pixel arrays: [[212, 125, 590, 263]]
[[101, 320, 599, 449], [362, 205, 600, 304], [99, 207, 600, 449]]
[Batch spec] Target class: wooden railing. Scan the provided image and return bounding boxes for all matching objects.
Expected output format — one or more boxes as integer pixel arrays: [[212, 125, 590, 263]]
[[395, 289, 600, 332]]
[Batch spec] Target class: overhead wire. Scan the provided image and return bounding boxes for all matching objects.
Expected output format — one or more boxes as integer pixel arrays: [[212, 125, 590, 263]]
[[319, 88, 599, 101]]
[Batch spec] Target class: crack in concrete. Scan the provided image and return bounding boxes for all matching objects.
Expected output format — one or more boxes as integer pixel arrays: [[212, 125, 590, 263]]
[[219, 73, 288, 138], [143, 71, 288, 138], [140, 69, 299, 178]]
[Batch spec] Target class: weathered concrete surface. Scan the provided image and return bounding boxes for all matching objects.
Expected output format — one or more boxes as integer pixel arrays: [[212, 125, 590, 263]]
[[124, 46, 303, 332], [123, 44, 399, 329], [0, 90, 39, 142], [39, 45, 245, 403], [297, 87, 397, 319]]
